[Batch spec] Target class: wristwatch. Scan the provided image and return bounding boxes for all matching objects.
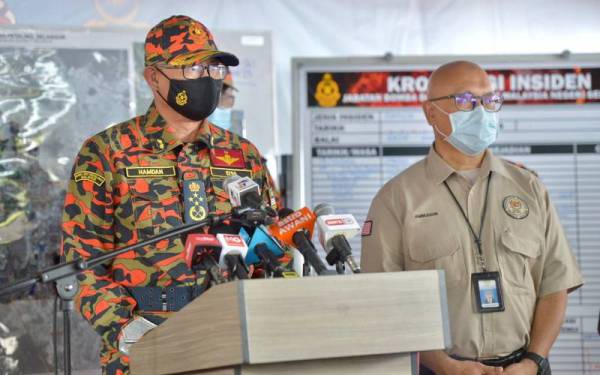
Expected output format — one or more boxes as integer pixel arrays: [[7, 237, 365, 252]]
[[523, 351, 549, 375]]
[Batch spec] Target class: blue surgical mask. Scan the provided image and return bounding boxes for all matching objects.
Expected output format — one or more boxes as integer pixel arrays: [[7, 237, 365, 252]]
[[208, 107, 232, 130], [432, 103, 499, 156]]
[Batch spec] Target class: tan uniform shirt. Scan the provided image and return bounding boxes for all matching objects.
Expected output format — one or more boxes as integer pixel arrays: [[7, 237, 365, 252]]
[[361, 147, 583, 358]]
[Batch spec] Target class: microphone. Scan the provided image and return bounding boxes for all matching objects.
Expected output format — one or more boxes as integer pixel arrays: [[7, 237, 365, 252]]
[[278, 208, 308, 277], [183, 233, 227, 285], [277, 207, 294, 219], [216, 233, 249, 280], [270, 207, 332, 276], [223, 175, 276, 225], [244, 226, 285, 265], [291, 247, 306, 277], [241, 226, 297, 278], [254, 244, 283, 278], [314, 203, 361, 274], [239, 226, 252, 244], [223, 175, 263, 209]]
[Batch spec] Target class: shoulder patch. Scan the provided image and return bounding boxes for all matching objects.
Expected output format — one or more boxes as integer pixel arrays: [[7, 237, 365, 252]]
[[74, 171, 105, 187], [361, 220, 373, 237], [503, 159, 538, 177]]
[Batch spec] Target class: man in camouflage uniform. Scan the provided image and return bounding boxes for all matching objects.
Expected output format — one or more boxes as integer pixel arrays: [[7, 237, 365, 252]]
[[61, 15, 280, 374]]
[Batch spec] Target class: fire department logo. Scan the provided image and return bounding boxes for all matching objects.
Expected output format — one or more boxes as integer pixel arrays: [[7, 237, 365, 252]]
[[314, 73, 341, 107], [503, 196, 529, 220], [189, 22, 209, 44], [176, 90, 188, 106]]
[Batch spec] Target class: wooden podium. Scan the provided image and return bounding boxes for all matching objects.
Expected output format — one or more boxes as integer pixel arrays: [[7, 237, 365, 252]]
[[130, 271, 450, 374]]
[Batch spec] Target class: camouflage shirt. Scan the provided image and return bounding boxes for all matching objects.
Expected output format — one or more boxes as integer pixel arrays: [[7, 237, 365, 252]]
[[61, 103, 280, 369]]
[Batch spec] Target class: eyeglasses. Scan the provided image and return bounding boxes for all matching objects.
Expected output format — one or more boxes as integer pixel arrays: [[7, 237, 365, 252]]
[[157, 63, 228, 80], [428, 91, 504, 112]]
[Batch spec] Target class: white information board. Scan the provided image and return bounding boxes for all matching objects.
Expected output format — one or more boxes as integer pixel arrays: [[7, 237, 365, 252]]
[[293, 54, 600, 374]]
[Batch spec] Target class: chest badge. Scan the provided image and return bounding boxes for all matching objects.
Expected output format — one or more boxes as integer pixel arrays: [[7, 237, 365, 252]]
[[210, 149, 246, 169], [503, 195, 529, 220]]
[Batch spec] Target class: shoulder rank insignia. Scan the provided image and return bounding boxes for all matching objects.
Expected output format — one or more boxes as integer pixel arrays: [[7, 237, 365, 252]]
[[210, 149, 246, 169], [74, 171, 105, 187], [503, 195, 529, 220], [183, 180, 208, 223]]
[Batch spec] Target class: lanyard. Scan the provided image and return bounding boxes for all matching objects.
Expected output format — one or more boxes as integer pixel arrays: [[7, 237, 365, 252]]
[[443, 172, 492, 272]]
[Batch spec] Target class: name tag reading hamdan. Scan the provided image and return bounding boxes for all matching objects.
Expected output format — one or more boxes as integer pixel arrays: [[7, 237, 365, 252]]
[[126, 166, 176, 178]]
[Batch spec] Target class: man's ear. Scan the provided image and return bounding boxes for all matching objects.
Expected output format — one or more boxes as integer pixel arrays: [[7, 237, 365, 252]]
[[143, 66, 159, 91], [422, 101, 434, 127]]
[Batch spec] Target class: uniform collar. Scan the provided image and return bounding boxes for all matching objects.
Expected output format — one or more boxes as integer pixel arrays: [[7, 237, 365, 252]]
[[139, 102, 224, 152], [426, 145, 510, 185]]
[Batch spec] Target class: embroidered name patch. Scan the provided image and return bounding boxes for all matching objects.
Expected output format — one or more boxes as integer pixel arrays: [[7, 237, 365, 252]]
[[125, 166, 176, 178], [414, 212, 439, 219], [74, 171, 105, 187], [209, 167, 253, 180], [210, 149, 246, 169]]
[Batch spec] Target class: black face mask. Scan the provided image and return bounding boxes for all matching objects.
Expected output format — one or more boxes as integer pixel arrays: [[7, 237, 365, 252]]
[[156, 68, 222, 121]]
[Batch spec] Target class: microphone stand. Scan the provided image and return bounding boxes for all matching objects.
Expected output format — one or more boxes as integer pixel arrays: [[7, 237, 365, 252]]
[[55, 275, 78, 375], [325, 236, 361, 274], [0, 207, 271, 375], [334, 261, 346, 275]]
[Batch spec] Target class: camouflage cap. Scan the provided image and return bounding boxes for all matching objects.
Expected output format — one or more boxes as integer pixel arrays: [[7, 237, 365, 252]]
[[144, 15, 239, 67]]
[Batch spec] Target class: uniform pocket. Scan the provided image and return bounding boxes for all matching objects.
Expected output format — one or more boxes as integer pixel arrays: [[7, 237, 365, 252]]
[[498, 228, 541, 293], [407, 232, 466, 286], [130, 178, 183, 240]]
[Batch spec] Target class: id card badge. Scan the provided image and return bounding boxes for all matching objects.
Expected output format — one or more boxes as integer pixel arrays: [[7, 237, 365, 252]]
[[472, 271, 505, 313]]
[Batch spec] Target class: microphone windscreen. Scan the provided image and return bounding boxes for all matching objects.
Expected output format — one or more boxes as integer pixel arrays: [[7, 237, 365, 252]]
[[313, 203, 335, 217], [278, 207, 294, 218], [223, 174, 242, 193]]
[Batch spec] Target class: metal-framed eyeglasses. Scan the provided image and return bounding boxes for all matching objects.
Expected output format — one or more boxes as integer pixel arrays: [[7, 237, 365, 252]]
[[428, 91, 504, 112], [157, 63, 228, 80]]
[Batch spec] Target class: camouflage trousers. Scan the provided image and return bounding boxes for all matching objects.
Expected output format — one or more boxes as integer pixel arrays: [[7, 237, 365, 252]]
[[101, 312, 168, 375], [102, 341, 129, 375]]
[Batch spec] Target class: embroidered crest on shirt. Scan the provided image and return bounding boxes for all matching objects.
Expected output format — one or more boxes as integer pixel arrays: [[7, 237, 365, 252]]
[[502, 195, 529, 220], [210, 149, 246, 168]]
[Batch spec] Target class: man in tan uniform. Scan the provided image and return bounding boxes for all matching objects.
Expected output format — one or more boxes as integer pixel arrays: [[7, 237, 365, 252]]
[[361, 61, 582, 375]]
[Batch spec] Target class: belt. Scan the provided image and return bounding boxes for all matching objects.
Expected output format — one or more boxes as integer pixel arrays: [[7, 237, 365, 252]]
[[420, 348, 552, 374], [452, 347, 526, 368], [128, 286, 203, 312]]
